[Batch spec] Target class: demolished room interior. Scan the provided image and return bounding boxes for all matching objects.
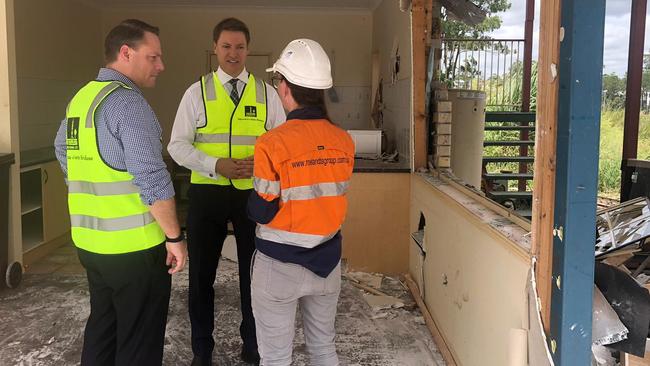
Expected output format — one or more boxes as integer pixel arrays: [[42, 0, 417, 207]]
[[1, 0, 649, 365]]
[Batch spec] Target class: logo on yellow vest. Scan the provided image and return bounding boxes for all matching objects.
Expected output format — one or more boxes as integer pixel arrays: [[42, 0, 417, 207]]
[[66, 117, 80, 150], [245, 106, 257, 117]]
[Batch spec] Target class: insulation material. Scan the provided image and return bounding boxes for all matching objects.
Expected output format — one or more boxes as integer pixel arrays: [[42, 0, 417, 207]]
[[592, 285, 629, 346]]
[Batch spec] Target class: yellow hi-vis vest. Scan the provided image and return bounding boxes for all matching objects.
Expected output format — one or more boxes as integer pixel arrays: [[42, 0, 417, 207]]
[[191, 72, 268, 189], [65, 81, 165, 254]]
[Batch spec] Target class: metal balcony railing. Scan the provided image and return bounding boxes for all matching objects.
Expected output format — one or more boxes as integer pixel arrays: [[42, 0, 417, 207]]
[[441, 38, 526, 111]]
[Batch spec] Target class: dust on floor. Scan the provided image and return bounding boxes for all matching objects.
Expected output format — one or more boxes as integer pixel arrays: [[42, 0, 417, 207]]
[[0, 244, 445, 366]]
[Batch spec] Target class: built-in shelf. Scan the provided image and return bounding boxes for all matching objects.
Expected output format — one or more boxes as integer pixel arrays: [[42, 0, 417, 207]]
[[21, 208, 44, 252], [21, 201, 42, 215], [20, 166, 44, 253]]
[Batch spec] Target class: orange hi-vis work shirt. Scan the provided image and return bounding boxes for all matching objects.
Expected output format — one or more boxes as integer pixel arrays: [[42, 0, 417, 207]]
[[252, 113, 355, 249]]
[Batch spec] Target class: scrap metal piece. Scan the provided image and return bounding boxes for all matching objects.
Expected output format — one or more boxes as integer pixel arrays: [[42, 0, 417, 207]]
[[595, 197, 650, 258], [594, 262, 650, 357], [592, 285, 628, 346]]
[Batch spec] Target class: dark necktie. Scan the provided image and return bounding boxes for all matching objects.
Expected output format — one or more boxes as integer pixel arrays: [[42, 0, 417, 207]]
[[229, 78, 240, 105]]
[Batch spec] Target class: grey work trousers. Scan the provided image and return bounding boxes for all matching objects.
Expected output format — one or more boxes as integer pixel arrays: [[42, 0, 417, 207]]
[[251, 251, 341, 366]]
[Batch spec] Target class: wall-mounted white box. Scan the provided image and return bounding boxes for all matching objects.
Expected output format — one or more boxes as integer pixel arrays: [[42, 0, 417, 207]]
[[348, 129, 382, 158]]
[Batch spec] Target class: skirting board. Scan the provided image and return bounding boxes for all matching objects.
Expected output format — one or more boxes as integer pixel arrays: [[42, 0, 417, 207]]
[[404, 273, 459, 366]]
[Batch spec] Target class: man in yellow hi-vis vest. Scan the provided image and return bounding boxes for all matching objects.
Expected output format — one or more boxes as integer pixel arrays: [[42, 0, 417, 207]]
[[54, 20, 187, 366], [168, 18, 285, 366]]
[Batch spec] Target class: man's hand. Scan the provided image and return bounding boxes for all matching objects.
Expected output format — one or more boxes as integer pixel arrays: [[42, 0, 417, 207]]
[[235, 156, 254, 179], [216, 156, 254, 179], [166, 241, 187, 274]]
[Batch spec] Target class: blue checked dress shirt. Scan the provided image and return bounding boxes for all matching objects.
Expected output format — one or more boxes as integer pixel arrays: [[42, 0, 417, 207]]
[[54, 68, 174, 205]]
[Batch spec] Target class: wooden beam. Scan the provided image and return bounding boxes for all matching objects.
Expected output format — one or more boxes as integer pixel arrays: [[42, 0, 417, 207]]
[[549, 0, 605, 363], [424, 0, 434, 49], [531, 0, 561, 333], [0, 0, 22, 267], [403, 274, 458, 366], [412, 0, 427, 170]]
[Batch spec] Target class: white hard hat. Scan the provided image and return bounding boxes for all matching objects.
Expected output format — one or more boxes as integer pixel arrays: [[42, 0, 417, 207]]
[[266, 39, 333, 89]]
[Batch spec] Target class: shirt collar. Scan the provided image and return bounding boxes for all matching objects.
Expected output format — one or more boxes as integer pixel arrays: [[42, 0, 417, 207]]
[[286, 106, 328, 121], [216, 67, 249, 85], [97, 68, 142, 95]]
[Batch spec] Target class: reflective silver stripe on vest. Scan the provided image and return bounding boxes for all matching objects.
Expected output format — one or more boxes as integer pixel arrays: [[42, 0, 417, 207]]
[[255, 78, 265, 104], [194, 134, 257, 145], [86, 82, 122, 128], [256, 224, 338, 248], [204, 72, 217, 101], [253, 177, 280, 196], [68, 180, 140, 196], [70, 212, 155, 232], [231, 135, 257, 146], [281, 181, 349, 202], [195, 133, 229, 143]]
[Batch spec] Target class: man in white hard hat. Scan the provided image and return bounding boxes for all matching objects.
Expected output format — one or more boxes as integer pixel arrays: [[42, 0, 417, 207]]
[[168, 17, 285, 366], [248, 39, 355, 366]]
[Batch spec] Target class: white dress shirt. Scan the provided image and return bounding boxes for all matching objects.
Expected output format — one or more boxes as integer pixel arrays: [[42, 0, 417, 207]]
[[168, 67, 286, 180]]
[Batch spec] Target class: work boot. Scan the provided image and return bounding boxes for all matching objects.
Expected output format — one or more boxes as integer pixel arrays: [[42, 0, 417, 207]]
[[190, 355, 213, 366], [240, 348, 260, 365]]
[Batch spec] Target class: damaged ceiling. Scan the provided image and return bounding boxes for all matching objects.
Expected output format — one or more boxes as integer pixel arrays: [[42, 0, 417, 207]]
[[440, 0, 487, 26]]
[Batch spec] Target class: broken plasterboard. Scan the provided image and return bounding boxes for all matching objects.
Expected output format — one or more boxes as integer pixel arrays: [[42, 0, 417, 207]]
[[363, 293, 405, 312], [345, 272, 384, 289]]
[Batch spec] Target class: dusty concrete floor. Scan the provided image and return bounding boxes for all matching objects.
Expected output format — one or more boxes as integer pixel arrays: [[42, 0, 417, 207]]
[[0, 241, 444, 366]]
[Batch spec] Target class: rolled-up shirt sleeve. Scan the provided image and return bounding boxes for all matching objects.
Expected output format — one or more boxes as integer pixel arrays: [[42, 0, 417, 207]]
[[167, 84, 221, 179], [113, 95, 175, 205]]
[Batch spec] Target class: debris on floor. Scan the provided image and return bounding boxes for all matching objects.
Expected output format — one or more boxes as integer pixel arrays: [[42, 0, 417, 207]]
[[592, 198, 650, 363], [344, 271, 384, 289], [0, 243, 446, 366], [362, 293, 405, 312]]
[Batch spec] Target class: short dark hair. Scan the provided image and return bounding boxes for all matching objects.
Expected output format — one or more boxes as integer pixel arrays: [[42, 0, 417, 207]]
[[213, 17, 250, 44], [282, 76, 333, 123], [104, 19, 160, 63]]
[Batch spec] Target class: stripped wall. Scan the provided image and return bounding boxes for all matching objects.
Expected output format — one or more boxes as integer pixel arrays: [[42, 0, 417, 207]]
[[371, 0, 412, 163], [409, 174, 531, 366], [99, 6, 374, 140]]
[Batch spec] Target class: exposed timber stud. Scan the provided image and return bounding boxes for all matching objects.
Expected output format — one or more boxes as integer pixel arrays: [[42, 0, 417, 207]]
[[412, 0, 430, 170], [532, 0, 561, 335]]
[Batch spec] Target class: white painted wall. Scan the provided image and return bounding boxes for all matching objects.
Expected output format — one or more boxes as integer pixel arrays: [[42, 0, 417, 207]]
[[99, 6, 373, 139], [371, 0, 412, 163], [0, 0, 23, 266], [14, 0, 103, 150]]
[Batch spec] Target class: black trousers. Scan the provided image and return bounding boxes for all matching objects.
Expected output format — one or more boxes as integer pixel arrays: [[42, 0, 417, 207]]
[[187, 184, 257, 358], [77, 243, 171, 366]]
